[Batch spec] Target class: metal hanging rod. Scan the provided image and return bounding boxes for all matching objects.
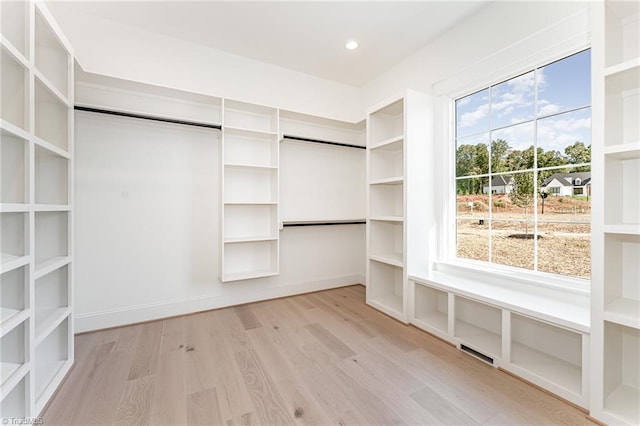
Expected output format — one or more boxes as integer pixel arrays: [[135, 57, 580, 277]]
[[282, 220, 366, 227], [75, 105, 222, 131], [282, 134, 365, 150]]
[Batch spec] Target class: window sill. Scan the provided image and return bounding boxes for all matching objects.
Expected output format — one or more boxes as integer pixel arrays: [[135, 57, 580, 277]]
[[410, 261, 590, 333]]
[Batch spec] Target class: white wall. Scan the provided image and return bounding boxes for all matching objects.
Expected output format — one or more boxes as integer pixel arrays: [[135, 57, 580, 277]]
[[362, 1, 590, 107], [48, 6, 363, 123], [74, 96, 365, 332]]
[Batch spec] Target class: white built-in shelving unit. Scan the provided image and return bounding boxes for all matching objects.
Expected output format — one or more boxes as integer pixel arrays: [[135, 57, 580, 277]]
[[220, 100, 280, 281], [365, 91, 431, 323], [591, 1, 640, 424], [1, 0, 73, 419]]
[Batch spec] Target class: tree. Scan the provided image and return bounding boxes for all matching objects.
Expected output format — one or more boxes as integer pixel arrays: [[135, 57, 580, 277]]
[[565, 141, 591, 171], [491, 139, 510, 173], [509, 173, 535, 235]]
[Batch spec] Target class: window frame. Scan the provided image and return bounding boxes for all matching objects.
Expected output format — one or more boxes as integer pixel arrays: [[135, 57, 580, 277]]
[[433, 45, 592, 295]]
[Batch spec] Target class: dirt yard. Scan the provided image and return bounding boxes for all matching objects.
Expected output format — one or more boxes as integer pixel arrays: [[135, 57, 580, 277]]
[[456, 194, 591, 279]]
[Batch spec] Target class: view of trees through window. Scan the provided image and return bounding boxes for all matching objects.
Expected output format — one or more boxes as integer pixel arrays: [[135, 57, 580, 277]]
[[455, 49, 591, 279]]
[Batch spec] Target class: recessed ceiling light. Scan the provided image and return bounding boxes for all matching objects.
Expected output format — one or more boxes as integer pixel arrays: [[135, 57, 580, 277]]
[[345, 40, 359, 50]]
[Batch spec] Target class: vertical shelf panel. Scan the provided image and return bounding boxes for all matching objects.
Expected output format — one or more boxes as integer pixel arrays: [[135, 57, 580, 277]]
[[1, 266, 27, 325], [0, 130, 29, 204], [34, 78, 69, 152], [0, 212, 27, 266], [34, 317, 68, 401], [511, 314, 583, 395], [454, 296, 502, 358], [34, 211, 68, 269], [34, 145, 68, 205], [1, 46, 29, 132], [34, 9, 69, 98], [414, 283, 448, 334], [603, 322, 640, 424]]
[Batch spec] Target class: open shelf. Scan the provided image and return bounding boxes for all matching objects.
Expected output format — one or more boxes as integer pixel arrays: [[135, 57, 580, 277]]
[[605, 66, 639, 147], [603, 233, 640, 327], [34, 9, 69, 99], [222, 240, 278, 282], [414, 283, 448, 334], [454, 296, 502, 358], [1, 129, 28, 204], [604, 142, 640, 159], [370, 184, 403, 218], [369, 139, 404, 181], [368, 259, 404, 316], [279, 110, 365, 147], [223, 127, 278, 168], [1, 320, 26, 386], [511, 314, 582, 395], [0, 372, 27, 419], [604, 157, 639, 225], [223, 204, 277, 242], [0, 0, 29, 58], [35, 317, 69, 400], [603, 322, 640, 424], [35, 77, 69, 152], [34, 211, 69, 270], [604, 0, 639, 68], [369, 98, 403, 145], [224, 99, 277, 133], [1, 265, 27, 327], [1, 212, 27, 271], [224, 167, 277, 204], [1, 46, 28, 132], [370, 220, 404, 267], [35, 145, 69, 205], [34, 265, 68, 340]]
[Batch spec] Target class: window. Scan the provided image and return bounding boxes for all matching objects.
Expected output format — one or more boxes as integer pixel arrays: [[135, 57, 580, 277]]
[[454, 49, 591, 280]]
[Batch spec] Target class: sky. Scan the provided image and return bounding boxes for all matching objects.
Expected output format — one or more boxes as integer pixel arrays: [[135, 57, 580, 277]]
[[455, 49, 591, 153]]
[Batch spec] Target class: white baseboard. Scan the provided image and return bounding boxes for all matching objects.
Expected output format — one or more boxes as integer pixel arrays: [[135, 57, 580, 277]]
[[74, 275, 365, 333]]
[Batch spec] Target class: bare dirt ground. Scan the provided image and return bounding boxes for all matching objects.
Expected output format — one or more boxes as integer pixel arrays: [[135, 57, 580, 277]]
[[456, 194, 591, 279]]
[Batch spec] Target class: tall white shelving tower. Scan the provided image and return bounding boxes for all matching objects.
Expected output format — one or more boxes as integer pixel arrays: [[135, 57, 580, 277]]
[[591, 1, 640, 424], [1, 0, 74, 418]]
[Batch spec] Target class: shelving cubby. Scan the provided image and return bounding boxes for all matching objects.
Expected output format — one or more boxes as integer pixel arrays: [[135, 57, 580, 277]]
[[34, 9, 70, 100], [34, 265, 68, 342], [1, 320, 27, 386], [605, 66, 639, 148], [369, 139, 404, 181], [603, 233, 640, 327], [1, 45, 29, 133], [223, 128, 278, 168], [0, 212, 28, 271], [368, 259, 404, 317], [454, 296, 502, 359], [34, 145, 69, 206], [1, 266, 28, 327], [34, 317, 70, 410], [34, 211, 69, 276], [223, 166, 277, 204], [510, 313, 583, 397], [0, 373, 28, 420], [0, 0, 29, 58], [604, 0, 639, 68], [413, 283, 449, 336], [223, 204, 277, 242], [224, 99, 277, 133], [369, 219, 404, 267], [1, 129, 29, 205], [369, 99, 404, 146], [34, 77, 69, 152], [369, 184, 404, 219], [603, 322, 640, 424], [603, 157, 639, 227], [222, 240, 278, 282]]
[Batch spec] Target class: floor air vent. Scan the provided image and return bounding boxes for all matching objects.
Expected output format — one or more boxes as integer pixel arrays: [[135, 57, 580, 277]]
[[460, 344, 494, 365]]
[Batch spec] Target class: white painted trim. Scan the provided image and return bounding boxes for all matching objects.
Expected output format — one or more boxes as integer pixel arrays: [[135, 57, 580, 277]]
[[74, 275, 364, 333]]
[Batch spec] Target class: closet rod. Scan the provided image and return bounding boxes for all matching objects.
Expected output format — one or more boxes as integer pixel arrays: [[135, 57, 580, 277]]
[[75, 106, 222, 131], [282, 134, 365, 150], [283, 220, 366, 227]]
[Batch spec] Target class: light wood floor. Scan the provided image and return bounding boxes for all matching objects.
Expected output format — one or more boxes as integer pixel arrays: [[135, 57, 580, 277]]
[[42, 285, 592, 425]]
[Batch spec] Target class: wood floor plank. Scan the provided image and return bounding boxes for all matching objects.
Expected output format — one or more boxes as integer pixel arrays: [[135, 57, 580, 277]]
[[128, 321, 163, 380], [186, 388, 224, 426], [114, 375, 156, 426], [234, 349, 294, 425], [234, 305, 262, 330], [42, 285, 591, 426]]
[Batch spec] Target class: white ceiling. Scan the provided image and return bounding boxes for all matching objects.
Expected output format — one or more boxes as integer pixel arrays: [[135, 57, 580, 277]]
[[47, 1, 488, 87]]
